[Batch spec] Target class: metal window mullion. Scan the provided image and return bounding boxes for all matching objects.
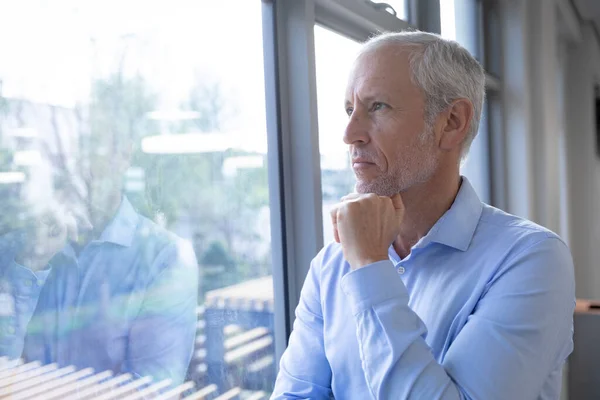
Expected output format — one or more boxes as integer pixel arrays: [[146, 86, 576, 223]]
[[411, 0, 441, 33], [487, 93, 507, 210], [314, 0, 413, 41], [264, 0, 325, 355], [261, 0, 290, 368]]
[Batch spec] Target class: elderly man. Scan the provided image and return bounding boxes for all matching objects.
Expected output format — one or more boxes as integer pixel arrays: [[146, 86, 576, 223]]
[[272, 31, 574, 399]]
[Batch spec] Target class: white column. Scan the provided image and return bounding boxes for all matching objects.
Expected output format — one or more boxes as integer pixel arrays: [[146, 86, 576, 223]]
[[500, 0, 535, 220]]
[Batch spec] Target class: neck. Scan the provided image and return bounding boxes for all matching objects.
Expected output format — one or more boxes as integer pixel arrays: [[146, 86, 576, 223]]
[[89, 195, 123, 238], [393, 164, 461, 259]]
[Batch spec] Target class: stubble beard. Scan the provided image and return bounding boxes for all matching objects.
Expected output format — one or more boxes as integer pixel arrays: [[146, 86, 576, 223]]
[[354, 127, 439, 197]]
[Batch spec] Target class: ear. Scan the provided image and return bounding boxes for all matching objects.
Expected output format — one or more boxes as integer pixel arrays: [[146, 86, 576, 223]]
[[438, 98, 474, 152]]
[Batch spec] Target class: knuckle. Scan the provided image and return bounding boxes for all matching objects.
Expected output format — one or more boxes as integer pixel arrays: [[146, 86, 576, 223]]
[[337, 203, 352, 217], [346, 201, 360, 211]]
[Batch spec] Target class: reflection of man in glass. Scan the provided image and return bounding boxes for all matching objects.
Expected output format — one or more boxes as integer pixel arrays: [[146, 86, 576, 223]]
[[0, 133, 199, 386]]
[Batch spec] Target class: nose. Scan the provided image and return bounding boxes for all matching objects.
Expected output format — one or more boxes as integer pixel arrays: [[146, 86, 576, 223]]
[[343, 109, 370, 146]]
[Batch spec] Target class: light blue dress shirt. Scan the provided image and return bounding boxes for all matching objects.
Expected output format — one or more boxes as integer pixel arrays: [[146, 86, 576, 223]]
[[0, 197, 198, 385], [272, 177, 575, 400]]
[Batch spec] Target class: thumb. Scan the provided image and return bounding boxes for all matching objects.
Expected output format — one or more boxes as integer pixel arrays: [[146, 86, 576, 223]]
[[391, 193, 405, 225], [330, 206, 340, 243], [390, 193, 404, 211], [64, 213, 79, 242]]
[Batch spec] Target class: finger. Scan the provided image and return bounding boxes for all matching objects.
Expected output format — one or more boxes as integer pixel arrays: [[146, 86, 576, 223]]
[[341, 193, 361, 202], [63, 213, 78, 242], [330, 206, 340, 243], [40, 210, 62, 235], [73, 211, 93, 231]]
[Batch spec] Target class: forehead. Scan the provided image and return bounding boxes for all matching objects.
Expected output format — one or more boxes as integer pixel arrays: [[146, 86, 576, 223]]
[[345, 46, 418, 100]]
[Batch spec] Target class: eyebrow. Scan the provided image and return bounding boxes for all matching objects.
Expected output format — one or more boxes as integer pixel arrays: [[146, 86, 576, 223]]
[[344, 94, 390, 108]]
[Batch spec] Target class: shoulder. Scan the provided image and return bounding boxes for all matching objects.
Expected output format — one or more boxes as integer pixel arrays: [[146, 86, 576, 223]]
[[477, 205, 573, 290], [479, 204, 560, 237], [132, 215, 198, 276], [478, 204, 569, 256]]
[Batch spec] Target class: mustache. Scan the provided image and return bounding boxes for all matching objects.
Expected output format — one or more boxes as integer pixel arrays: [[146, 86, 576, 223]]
[[350, 151, 379, 163]]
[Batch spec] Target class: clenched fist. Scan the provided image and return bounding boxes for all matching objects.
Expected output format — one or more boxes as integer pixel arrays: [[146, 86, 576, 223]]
[[15, 201, 91, 272], [330, 193, 405, 270]]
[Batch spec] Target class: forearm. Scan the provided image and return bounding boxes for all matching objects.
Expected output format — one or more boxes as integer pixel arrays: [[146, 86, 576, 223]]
[[342, 261, 463, 400], [272, 313, 334, 400], [0, 261, 49, 359], [125, 244, 198, 385], [271, 254, 333, 400]]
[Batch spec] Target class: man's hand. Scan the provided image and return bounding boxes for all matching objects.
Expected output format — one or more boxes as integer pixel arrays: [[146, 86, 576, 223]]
[[15, 201, 91, 272], [330, 193, 404, 270]]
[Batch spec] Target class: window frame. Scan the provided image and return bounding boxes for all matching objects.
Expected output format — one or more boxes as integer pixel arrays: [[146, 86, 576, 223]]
[[263, 0, 433, 364]]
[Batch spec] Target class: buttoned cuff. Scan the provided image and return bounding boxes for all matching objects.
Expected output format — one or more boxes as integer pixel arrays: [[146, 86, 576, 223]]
[[8, 260, 51, 296], [341, 260, 409, 315]]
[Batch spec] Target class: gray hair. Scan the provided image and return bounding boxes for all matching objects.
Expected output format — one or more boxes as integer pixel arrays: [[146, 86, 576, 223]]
[[358, 31, 486, 159]]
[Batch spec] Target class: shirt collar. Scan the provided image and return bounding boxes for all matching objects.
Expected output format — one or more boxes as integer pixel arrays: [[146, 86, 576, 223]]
[[97, 196, 139, 247], [425, 176, 483, 251], [409, 176, 483, 253]]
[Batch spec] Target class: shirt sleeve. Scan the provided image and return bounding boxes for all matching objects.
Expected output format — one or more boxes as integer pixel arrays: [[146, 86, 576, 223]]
[[0, 260, 51, 359], [340, 236, 575, 400], [271, 255, 334, 400], [123, 239, 199, 386]]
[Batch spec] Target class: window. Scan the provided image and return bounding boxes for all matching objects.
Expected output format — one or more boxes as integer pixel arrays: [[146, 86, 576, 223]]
[[374, 0, 409, 21], [0, 0, 276, 397], [440, 0, 492, 204], [314, 25, 361, 244]]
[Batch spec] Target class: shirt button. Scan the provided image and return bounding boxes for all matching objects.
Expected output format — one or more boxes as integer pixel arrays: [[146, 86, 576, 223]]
[[397, 266, 405, 275], [6, 326, 15, 335], [36, 279, 44, 287], [24, 280, 33, 287]]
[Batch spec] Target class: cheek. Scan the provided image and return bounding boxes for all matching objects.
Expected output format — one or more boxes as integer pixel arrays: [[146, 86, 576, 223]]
[[372, 119, 405, 170], [380, 134, 426, 172]]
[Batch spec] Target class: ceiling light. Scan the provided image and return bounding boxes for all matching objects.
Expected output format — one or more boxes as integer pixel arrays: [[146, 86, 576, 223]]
[[13, 150, 42, 166], [145, 110, 202, 121], [0, 171, 26, 184], [141, 132, 266, 155]]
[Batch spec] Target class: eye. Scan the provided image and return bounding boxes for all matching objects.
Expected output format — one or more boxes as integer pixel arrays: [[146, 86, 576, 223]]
[[345, 107, 354, 117], [370, 102, 388, 112]]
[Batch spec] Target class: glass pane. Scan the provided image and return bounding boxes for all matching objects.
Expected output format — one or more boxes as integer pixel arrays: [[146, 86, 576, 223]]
[[314, 26, 361, 243], [440, 0, 491, 203], [0, 0, 276, 397], [482, 0, 502, 77], [441, 0, 481, 61], [440, 0, 457, 40]]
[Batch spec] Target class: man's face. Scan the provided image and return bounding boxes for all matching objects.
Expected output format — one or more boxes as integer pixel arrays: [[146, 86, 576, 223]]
[[344, 46, 440, 196], [87, 140, 132, 224]]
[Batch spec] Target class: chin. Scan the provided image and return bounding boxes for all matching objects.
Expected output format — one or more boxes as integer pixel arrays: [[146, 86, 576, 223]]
[[355, 180, 402, 197]]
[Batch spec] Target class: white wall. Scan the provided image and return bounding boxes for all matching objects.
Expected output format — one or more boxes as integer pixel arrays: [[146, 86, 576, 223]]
[[527, 0, 564, 234], [499, 3, 600, 398], [500, 0, 536, 220], [565, 24, 600, 300], [500, 0, 570, 234], [501, 0, 600, 300]]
